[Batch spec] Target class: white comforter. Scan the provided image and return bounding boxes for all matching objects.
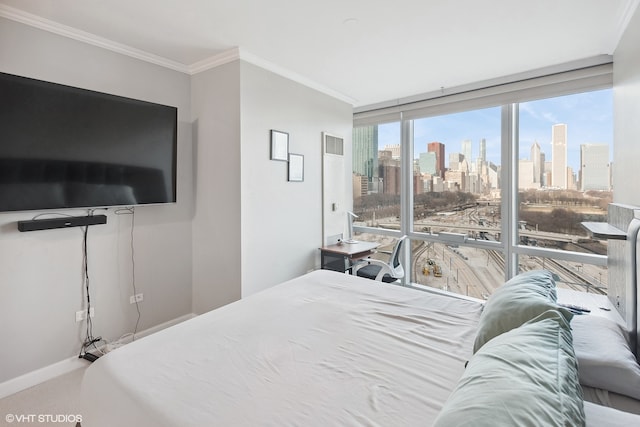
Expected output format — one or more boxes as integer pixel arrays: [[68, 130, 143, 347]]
[[81, 270, 483, 426]]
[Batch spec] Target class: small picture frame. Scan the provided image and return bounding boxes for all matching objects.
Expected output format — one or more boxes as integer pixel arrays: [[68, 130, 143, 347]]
[[270, 130, 289, 161], [288, 153, 304, 182]]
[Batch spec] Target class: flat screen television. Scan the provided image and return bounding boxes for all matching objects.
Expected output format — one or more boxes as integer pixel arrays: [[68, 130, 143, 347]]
[[0, 72, 177, 213]]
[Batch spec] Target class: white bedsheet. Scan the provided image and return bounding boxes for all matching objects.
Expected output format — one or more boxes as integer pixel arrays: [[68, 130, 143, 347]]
[[81, 270, 483, 427]]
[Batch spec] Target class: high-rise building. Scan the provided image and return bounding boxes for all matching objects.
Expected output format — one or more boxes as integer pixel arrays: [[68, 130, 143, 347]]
[[449, 153, 464, 172], [531, 141, 542, 184], [580, 144, 610, 191], [445, 170, 466, 192], [462, 140, 472, 163], [519, 159, 539, 189], [551, 123, 568, 189], [428, 142, 445, 178], [487, 162, 499, 190], [543, 160, 552, 187], [383, 144, 401, 159], [567, 167, 577, 190], [419, 152, 437, 175], [353, 175, 368, 199], [479, 138, 486, 163], [378, 154, 400, 195], [352, 126, 378, 192]]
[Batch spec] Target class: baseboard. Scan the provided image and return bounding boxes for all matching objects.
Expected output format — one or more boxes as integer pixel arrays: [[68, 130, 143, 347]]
[[0, 313, 197, 399]]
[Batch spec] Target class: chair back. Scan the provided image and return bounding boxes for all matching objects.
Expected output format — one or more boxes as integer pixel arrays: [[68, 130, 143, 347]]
[[389, 235, 407, 278]]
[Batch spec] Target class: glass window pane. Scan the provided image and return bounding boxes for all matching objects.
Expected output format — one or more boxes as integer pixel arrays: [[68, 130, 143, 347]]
[[352, 122, 401, 230], [412, 108, 502, 241], [517, 90, 613, 247], [407, 107, 503, 299], [518, 255, 608, 295], [516, 89, 611, 294], [411, 240, 503, 300]]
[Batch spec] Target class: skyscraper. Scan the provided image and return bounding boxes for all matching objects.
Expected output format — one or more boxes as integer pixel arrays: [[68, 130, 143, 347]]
[[519, 159, 537, 189], [419, 152, 437, 175], [461, 139, 472, 163], [449, 153, 464, 172], [531, 141, 542, 184], [352, 126, 378, 190], [551, 123, 568, 189], [580, 144, 610, 191], [383, 144, 401, 159], [428, 142, 445, 178], [479, 138, 486, 163]]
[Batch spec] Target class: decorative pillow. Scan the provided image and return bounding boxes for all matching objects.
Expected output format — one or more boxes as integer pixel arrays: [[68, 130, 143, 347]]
[[473, 269, 571, 352], [571, 314, 640, 400], [434, 310, 585, 427]]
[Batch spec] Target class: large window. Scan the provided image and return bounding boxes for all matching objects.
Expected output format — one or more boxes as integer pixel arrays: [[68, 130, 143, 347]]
[[352, 63, 612, 298], [352, 122, 401, 230], [410, 108, 503, 293], [517, 90, 612, 295]]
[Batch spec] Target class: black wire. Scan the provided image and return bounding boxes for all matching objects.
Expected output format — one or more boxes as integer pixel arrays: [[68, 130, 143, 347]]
[[84, 225, 92, 340], [115, 207, 141, 340], [130, 207, 140, 339], [79, 224, 92, 356], [79, 216, 103, 357]]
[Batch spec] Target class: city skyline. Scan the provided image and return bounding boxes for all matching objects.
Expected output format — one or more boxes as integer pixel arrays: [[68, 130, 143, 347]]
[[377, 89, 613, 172]]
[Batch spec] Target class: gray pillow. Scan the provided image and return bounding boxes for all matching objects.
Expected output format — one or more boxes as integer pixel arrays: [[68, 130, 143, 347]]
[[473, 269, 571, 352], [572, 314, 640, 400], [434, 310, 585, 427]]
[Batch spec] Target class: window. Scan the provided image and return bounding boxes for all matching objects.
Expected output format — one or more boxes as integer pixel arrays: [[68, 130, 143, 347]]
[[352, 122, 401, 231], [352, 61, 612, 297], [516, 90, 612, 295], [410, 108, 503, 293]]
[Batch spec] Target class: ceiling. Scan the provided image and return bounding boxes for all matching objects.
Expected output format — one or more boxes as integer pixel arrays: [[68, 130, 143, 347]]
[[0, 0, 638, 108]]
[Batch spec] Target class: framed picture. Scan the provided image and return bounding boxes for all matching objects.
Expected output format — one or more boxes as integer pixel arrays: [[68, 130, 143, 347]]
[[288, 153, 304, 182], [270, 130, 289, 161]]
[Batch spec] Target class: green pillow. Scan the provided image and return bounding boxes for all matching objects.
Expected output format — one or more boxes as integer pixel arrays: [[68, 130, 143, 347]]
[[434, 310, 585, 427], [473, 269, 571, 352]]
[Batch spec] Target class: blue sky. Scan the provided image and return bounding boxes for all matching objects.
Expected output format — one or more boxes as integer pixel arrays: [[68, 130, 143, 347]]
[[377, 89, 613, 171]]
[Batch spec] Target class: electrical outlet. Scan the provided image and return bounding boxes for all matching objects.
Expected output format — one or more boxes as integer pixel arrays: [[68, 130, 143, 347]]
[[129, 293, 143, 304], [75, 307, 95, 322]]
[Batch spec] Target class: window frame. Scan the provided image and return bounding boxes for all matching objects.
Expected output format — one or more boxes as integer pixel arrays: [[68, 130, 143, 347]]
[[353, 60, 611, 287]]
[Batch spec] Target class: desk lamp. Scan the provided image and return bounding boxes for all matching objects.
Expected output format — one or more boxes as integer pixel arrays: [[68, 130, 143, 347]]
[[344, 211, 358, 244]]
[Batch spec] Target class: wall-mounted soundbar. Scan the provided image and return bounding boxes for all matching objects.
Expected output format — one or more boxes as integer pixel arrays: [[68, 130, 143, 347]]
[[18, 215, 107, 232]]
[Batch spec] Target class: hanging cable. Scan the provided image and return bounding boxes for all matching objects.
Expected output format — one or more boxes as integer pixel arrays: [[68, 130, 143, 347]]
[[129, 207, 140, 339], [115, 207, 140, 340], [78, 212, 104, 359]]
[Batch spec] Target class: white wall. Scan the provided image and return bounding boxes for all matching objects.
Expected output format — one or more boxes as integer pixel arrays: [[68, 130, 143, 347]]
[[0, 18, 193, 383], [610, 6, 640, 337], [0, 15, 353, 386], [190, 61, 242, 314], [190, 60, 352, 303], [239, 62, 353, 296], [613, 7, 640, 206]]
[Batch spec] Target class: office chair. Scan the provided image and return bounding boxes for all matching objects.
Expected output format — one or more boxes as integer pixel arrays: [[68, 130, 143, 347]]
[[354, 235, 406, 283]]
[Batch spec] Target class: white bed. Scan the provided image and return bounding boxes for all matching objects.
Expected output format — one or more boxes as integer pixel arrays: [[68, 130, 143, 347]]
[[80, 269, 640, 426], [81, 270, 483, 426]]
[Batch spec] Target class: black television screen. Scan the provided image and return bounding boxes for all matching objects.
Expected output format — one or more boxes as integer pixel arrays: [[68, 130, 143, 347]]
[[0, 72, 177, 213]]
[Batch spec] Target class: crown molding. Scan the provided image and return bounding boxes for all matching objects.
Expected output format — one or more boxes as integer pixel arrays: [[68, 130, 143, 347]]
[[237, 50, 357, 105], [0, 4, 190, 73], [0, 4, 356, 105], [611, 0, 640, 53], [186, 47, 356, 105], [188, 48, 241, 74]]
